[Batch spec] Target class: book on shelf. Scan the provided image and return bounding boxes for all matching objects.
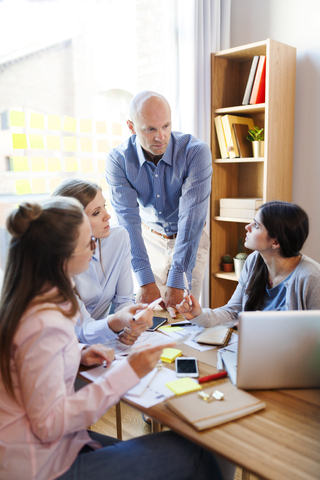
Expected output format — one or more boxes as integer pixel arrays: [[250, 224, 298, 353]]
[[214, 115, 228, 158], [249, 56, 266, 105], [242, 55, 259, 105], [220, 198, 263, 209], [219, 208, 258, 219], [232, 123, 253, 158], [221, 115, 255, 158], [165, 379, 266, 431]]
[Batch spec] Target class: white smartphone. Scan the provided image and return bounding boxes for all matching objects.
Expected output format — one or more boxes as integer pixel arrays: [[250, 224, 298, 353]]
[[175, 357, 199, 378]]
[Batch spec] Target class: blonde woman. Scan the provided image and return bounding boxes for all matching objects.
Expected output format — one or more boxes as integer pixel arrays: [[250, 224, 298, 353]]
[[53, 179, 141, 346]]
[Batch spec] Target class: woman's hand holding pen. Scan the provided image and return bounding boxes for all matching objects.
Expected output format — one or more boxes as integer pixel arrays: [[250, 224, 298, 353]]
[[80, 344, 114, 367], [176, 293, 202, 319], [128, 341, 176, 379]]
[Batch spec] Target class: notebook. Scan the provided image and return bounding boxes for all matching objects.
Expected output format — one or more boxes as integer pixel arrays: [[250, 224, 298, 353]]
[[196, 326, 232, 346], [165, 379, 265, 430], [237, 310, 320, 389]]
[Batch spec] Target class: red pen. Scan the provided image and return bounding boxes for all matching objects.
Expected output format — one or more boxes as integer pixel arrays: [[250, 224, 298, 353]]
[[198, 371, 228, 384]]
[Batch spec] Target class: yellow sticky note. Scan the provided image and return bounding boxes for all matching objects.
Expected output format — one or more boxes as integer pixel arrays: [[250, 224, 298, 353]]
[[63, 116, 77, 132], [12, 133, 27, 149], [97, 139, 109, 153], [96, 121, 107, 134], [47, 157, 62, 172], [160, 348, 182, 363], [31, 157, 46, 172], [65, 157, 78, 172], [64, 136, 77, 152], [30, 113, 44, 129], [48, 115, 61, 130], [31, 178, 46, 194], [49, 177, 62, 193], [29, 135, 44, 150], [166, 378, 201, 395], [15, 179, 32, 195], [112, 122, 122, 136], [47, 135, 61, 150], [159, 326, 183, 332], [80, 119, 92, 133], [112, 139, 122, 148], [80, 137, 92, 152], [10, 111, 25, 127], [81, 158, 93, 172], [12, 156, 29, 172], [98, 159, 105, 173]]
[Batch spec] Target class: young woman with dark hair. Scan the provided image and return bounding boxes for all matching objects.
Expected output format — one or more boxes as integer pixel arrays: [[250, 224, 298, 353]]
[[177, 201, 320, 325], [0, 198, 223, 480]]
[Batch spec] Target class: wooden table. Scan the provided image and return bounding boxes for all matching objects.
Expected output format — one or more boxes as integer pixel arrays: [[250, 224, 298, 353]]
[[123, 309, 320, 480]]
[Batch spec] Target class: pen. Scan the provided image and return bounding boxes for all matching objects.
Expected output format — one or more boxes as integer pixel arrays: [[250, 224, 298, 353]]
[[198, 371, 228, 384], [183, 272, 193, 306], [118, 297, 163, 335], [170, 322, 195, 327]]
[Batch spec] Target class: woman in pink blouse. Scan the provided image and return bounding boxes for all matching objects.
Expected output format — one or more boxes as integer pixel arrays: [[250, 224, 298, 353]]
[[0, 197, 222, 480]]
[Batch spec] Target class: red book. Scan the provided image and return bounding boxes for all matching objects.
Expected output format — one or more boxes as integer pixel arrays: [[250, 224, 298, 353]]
[[249, 56, 266, 105]]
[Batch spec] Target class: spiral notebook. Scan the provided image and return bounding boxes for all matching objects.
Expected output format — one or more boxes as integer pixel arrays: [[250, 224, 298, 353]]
[[165, 379, 265, 431]]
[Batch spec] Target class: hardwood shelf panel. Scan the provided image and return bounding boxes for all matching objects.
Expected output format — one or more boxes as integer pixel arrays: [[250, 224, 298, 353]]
[[214, 216, 253, 224], [214, 40, 268, 62], [214, 157, 264, 164], [214, 104, 265, 115], [213, 271, 239, 282]]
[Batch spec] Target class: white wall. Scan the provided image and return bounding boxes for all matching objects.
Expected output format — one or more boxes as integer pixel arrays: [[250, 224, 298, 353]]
[[230, 0, 320, 262]]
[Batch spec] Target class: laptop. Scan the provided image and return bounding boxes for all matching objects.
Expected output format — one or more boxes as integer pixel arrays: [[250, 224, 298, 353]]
[[236, 310, 320, 390]]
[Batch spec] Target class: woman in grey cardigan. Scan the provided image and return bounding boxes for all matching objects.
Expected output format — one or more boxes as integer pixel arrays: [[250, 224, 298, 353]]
[[178, 201, 320, 326]]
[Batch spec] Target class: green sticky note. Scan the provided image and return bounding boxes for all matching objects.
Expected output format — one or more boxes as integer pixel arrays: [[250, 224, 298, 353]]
[[12, 133, 27, 149], [30, 113, 44, 129], [15, 179, 32, 195], [64, 136, 77, 152], [10, 111, 25, 127], [12, 156, 29, 172], [63, 116, 77, 132], [31, 157, 46, 172], [166, 378, 201, 395], [29, 135, 44, 150]]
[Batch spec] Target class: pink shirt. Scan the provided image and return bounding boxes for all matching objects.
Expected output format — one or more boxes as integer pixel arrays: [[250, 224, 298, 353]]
[[0, 302, 139, 480]]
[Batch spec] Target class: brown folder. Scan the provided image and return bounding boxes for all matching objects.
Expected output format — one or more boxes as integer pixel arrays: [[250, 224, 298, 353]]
[[165, 380, 266, 431]]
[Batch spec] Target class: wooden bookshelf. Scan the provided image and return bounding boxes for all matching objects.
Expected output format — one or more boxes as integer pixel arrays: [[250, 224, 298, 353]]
[[210, 39, 296, 308]]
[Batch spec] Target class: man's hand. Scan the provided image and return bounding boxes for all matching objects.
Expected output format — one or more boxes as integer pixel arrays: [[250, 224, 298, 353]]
[[164, 286, 184, 318], [136, 283, 164, 307]]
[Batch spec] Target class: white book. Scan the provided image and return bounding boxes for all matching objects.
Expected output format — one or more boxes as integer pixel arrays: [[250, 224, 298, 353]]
[[220, 198, 263, 209], [219, 208, 257, 219]]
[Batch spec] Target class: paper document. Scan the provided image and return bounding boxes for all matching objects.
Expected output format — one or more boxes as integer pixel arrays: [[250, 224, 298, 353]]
[[217, 342, 238, 385]]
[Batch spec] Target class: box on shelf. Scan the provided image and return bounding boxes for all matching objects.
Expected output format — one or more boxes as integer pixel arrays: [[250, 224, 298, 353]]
[[220, 198, 263, 210]]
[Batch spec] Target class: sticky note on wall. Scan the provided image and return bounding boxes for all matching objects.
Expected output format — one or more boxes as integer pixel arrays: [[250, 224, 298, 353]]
[[47, 157, 62, 172], [31, 157, 46, 172], [49, 177, 62, 193], [48, 115, 61, 130], [63, 116, 77, 132], [97, 139, 109, 152], [31, 178, 46, 194], [80, 119, 92, 133], [81, 159, 93, 172], [15, 179, 32, 195], [47, 135, 61, 150], [112, 122, 122, 136], [12, 133, 27, 149], [96, 121, 107, 134], [80, 137, 92, 152], [65, 157, 78, 172], [29, 135, 45, 150], [30, 113, 44, 129], [64, 136, 77, 152], [10, 111, 25, 127], [12, 156, 29, 172]]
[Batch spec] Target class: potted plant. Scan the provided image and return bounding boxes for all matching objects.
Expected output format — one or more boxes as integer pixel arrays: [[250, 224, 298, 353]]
[[233, 238, 248, 276], [246, 126, 265, 158], [221, 254, 233, 272]]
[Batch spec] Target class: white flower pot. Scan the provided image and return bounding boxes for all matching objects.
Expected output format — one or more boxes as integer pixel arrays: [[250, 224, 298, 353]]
[[234, 258, 246, 276]]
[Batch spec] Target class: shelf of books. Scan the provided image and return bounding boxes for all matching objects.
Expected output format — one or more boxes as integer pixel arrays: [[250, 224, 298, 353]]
[[210, 39, 296, 308]]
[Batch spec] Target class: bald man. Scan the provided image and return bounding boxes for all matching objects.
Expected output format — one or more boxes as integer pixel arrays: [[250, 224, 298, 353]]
[[105, 91, 212, 317]]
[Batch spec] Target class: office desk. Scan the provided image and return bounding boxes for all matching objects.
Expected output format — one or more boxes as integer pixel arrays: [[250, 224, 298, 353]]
[[123, 310, 320, 480], [81, 309, 320, 480]]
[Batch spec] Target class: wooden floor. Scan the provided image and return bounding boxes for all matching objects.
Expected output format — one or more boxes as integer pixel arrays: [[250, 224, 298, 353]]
[[90, 401, 258, 480]]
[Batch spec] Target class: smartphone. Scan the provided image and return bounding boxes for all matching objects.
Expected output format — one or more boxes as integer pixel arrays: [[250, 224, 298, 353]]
[[147, 316, 168, 332], [175, 357, 199, 378]]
